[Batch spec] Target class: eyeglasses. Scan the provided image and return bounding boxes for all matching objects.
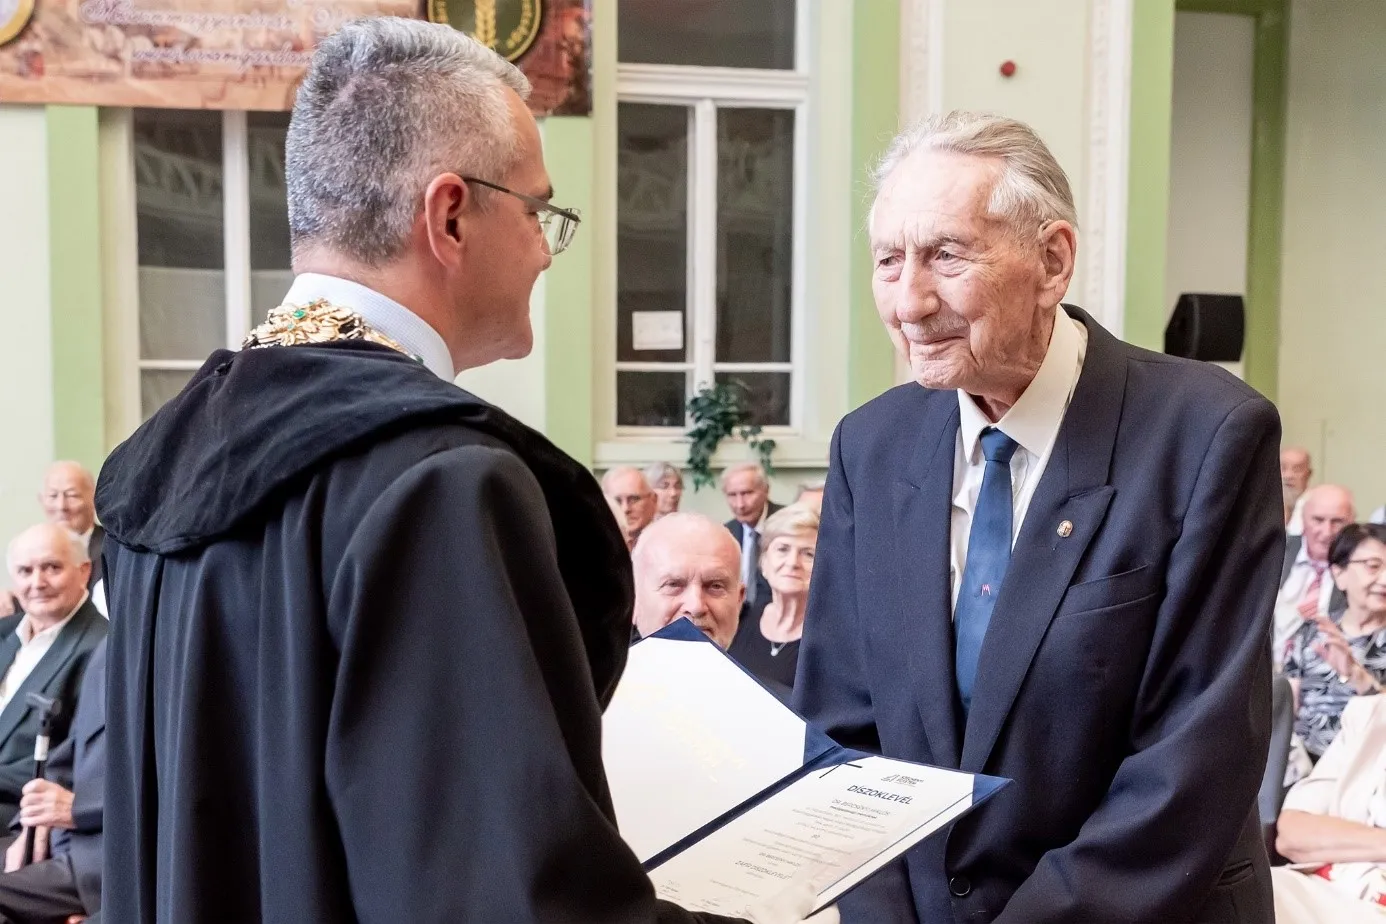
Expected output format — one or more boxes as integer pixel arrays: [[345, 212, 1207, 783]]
[[1348, 558, 1386, 577], [462, 177, 582, 255]]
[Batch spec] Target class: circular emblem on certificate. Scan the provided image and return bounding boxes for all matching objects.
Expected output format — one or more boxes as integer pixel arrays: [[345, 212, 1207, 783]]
[[0, 0, 35, 47], [428, 0, 544, 62]]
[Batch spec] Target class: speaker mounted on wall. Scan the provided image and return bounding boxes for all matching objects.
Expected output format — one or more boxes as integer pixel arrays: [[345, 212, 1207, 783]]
[[1164, 293, 1245, 363]]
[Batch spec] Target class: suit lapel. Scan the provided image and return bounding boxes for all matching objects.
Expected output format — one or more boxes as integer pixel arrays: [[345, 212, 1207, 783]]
[[0, 633, 20, 682], [0, 604, 97, 746], [960, 307, 1127, 773], [894, 397, 963, 768]]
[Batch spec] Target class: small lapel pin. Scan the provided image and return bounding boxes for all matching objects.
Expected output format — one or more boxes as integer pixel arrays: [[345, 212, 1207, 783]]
[[1057, 520, 1074, 538]]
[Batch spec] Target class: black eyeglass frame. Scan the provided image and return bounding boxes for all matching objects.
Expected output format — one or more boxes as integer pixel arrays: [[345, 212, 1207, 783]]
[[461, 176, 582, 253]]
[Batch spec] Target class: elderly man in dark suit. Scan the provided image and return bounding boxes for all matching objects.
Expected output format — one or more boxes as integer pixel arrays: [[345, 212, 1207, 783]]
[[722, 463, 782, 609], [2, 464, 108, 621], [0, 638, 107, 923], [0, 525, 107, 828], [794, 111, 1282, 923]]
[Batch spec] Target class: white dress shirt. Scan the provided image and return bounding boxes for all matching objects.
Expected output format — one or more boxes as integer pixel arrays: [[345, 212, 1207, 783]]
[[1273, 541, 1335, 667], [949, 306, 1088, 608], [0, 592, 86, 713], [739, 506, 770, 592], [280, 274, 455, 381]]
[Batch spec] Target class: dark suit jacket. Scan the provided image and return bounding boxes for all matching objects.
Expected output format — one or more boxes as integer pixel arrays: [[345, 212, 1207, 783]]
[[1282, 533, 1346, 614], [0, 600, 107, 823], [48, 637, 105, 913], [725, 501, 783, 606], [794, 306, 1282, 923]]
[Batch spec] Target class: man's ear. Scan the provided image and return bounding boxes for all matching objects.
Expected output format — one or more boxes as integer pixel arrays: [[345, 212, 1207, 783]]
[[1036, 219, 1077, 305], [422, 174, 471, 264]]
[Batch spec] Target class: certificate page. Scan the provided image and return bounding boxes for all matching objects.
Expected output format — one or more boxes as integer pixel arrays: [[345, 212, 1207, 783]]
[[603, 636, 810, 862], [649, 756, 977, 917]]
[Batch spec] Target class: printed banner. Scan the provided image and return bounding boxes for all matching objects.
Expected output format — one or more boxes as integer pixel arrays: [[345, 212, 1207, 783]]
[[0, 0, 589, 114]]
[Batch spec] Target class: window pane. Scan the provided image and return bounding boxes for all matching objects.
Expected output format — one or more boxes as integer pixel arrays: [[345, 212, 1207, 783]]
[[141, 370, 196, 420], [248, 111, 294, 322], [618, 371, 687, 428], [715, 371, 790, 427], [618, 103, 689, 364], [134, 109, 225, 360], [618, 0, 795, 69], [716, 108, 794, 364]]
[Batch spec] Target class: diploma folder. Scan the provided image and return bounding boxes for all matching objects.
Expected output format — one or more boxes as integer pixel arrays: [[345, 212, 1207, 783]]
[[603, 620, 1009, 917]]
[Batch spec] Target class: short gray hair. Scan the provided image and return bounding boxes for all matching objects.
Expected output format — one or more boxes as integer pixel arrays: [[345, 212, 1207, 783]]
[[872, 111, 1078, 234], [6, 524, 89, 571], [643, 462, 683, 487], [720, 462, 768, 492], [287, 17, 531, 264], [601, 466, 651, 496]]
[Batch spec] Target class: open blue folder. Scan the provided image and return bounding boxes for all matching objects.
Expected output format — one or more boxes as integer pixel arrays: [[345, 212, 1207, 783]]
[[603, 620, 1010, 915]]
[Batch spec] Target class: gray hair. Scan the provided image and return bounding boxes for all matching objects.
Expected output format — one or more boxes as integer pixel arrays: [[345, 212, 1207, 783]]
[[872, 111, 1078, 234], [719, 462, 768, 492], [287, 17, 532, 264], [643, 462, 683, 487], [6, 524, 89, 571], [760, 504, 820, 553], [601, 466, 652, 496]]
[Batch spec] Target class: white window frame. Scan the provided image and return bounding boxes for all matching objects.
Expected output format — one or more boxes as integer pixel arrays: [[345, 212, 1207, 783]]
[[133, 109, 256, 387], [613, 2, 811, 437]]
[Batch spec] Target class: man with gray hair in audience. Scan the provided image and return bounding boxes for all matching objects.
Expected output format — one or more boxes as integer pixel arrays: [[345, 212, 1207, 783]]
[[632, 513, 744, 650], [602, 466, 658, 550], [722, 462, 782, 608], [93, 18, 791, 924]]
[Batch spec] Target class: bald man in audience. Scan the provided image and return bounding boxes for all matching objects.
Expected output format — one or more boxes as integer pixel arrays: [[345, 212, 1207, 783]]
[[601, 467, 658, 551], [795, 481, 825, 517], [1274, 484, 1355, 668], [631, 513, 744, 649], [1, 464, 104, 620], [1281, 447, 1313, 534]]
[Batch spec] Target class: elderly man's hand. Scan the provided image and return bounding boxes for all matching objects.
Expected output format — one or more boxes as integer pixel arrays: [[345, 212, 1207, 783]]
[[4, 826, 48, 872], [19, 779, 74, 830]]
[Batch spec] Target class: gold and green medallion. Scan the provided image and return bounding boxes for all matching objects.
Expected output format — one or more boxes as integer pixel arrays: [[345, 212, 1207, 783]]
[[428, 0, 544, 62]]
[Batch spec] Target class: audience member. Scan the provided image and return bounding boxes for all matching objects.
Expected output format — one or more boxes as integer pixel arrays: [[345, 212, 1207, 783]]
[[0, 637, 106, 923], [1, 463, 105, 620], [721, 463, 781, 609], [1284, 524, 1386, 763], [601, 467, 657, 551], [1281, 447, 1313, 534], [794, 481, 825, 517], [631, 513, 743, 649], [643, 463, 684, 519], [728, 504, 818, 690], [0, 525, 107, 822], [1273, 695, 1386, 923], [1275, 485, 1354, 668]]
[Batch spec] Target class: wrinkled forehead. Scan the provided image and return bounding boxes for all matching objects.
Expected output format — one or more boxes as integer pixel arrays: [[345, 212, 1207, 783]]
[[642, 536, 741, 579], [9, 537, 74, 569], [44, 471, 91, 496], [870, 149, 1006, 247]]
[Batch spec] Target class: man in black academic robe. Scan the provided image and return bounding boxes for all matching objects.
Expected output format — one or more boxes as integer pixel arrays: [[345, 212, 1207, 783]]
[[92, 18, 770, 924]]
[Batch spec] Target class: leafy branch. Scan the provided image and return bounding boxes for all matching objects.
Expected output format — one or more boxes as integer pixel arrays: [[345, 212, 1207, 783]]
[[685, 382, 777, 491]]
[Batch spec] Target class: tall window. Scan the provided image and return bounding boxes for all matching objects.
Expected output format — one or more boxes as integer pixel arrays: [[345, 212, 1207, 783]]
[[133, 109, 292, 418], [615, 0, 806, 431]]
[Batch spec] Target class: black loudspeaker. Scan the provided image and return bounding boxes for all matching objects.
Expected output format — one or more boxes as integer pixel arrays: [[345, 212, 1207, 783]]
[[1164, 293, 1245, 362]]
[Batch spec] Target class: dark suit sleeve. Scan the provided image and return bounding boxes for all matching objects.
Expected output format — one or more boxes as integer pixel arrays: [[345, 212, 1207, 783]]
[[2, 736, 73, 833], [998, 396, 1283, 922], [794, 424, 918, 923], [325, 445, 741, 924]]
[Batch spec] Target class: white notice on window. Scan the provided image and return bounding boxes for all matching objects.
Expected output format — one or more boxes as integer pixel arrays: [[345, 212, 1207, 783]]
[[632, 311, 684, 351]]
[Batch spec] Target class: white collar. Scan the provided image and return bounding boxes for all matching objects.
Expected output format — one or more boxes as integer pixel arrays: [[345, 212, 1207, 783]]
[[958, 304, 1085, 461], [281, 274, 455, 381], [18, 591, 87, 645]]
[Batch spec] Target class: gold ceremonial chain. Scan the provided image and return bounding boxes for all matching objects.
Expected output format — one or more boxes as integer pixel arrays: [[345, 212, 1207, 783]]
[[242, 299, 419, 362]]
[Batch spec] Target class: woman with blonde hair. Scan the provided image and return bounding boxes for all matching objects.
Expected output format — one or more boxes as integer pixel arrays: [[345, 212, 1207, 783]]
[[728, 503, 818, 690], [642, 462, 684, 519]]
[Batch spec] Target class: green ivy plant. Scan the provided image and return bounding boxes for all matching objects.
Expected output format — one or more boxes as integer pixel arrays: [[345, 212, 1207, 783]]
[[685, 382, 777, 491]]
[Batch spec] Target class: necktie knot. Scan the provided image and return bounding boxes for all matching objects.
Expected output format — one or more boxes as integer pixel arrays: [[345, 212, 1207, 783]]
[[980, 427, 1019, 464]]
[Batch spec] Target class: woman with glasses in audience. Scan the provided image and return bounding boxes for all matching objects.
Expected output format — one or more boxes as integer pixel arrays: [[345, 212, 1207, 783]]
[[728, 504, 818, 692], [1285, 523, 1386, 766], [643, 463, 684, 520], [1273, 692, 1386, 922]]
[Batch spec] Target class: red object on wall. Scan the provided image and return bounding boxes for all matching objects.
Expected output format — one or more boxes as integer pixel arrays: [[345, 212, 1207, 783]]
[[1000, 60, 1017, 78]]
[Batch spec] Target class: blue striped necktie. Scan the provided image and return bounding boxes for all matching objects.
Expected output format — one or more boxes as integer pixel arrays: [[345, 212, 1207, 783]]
[[955, 427, 1020, 716]]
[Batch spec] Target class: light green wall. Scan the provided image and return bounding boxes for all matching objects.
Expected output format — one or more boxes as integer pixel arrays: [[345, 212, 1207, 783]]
[[47, 106, 106, 470], [1125, 0, 1176, 349], [847, 0, 900, 410], [0, 107, 56, 546]]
